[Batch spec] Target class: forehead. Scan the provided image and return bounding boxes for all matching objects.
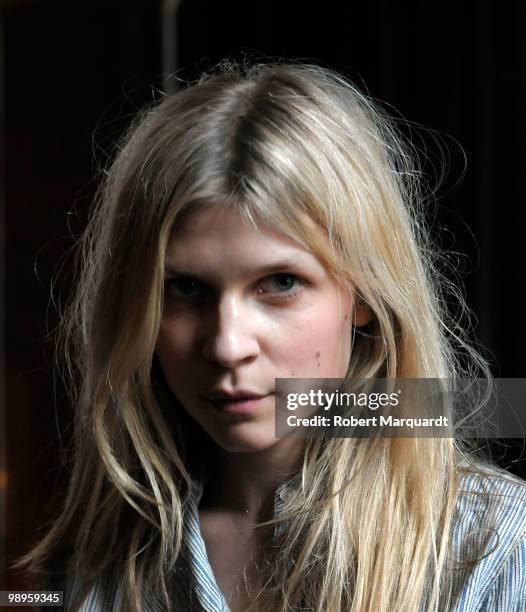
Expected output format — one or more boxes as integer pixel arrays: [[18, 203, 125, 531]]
[[165, 205, 325, 273]]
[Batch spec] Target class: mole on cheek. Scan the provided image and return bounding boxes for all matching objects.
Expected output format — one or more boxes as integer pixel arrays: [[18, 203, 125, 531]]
[[315, 350, 321, 368]]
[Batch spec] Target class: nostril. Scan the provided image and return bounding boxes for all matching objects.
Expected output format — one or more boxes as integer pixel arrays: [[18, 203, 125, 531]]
[[201, 327, 260, 367]]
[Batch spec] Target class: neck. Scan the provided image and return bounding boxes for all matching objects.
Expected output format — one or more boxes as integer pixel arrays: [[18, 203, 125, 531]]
[[201, 438, 305, 521]]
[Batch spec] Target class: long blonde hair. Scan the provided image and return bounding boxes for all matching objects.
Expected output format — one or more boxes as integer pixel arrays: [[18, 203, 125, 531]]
[[18, 60, 490, 611]]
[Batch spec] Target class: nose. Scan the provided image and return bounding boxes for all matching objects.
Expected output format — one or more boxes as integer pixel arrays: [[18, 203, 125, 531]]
[[201, 293, 261, 367]]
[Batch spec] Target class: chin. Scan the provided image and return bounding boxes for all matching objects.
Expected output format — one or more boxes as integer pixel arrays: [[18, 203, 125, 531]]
[[207, 423, 279, 454]]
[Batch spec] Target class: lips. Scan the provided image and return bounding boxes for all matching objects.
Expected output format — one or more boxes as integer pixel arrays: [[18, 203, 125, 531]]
[[203, 390, 273, 415], [206, 389, 268, 401]]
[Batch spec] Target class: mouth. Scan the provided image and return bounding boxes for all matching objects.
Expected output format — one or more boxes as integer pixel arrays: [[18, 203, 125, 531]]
[[203, 393, 273, 415]]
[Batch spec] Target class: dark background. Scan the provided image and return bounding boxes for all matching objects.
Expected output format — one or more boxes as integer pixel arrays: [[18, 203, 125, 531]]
[[2, 0, 525, 594]]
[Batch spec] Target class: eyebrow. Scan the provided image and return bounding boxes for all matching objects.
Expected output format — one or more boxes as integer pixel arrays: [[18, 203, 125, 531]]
[[163, 257, 311, 277]]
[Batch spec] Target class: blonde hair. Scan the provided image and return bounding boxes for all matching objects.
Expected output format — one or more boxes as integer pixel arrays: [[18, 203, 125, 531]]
[[18, 60, 490, 611]]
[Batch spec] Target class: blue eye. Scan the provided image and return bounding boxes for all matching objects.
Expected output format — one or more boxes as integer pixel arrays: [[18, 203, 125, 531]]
[[165, 276, 203, 298], [259, 273, 301, 295]]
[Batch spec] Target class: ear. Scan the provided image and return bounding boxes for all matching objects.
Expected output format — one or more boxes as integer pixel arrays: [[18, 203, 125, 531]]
[[353, 298, 373, 327], [346, 282, 373, 327]]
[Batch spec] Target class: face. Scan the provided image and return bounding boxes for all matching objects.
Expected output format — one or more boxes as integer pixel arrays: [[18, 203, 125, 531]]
[[156, 206, 363, 455]]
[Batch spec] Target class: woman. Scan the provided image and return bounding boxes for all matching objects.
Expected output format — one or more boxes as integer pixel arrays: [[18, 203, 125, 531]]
[[19, 61, 526, 611]]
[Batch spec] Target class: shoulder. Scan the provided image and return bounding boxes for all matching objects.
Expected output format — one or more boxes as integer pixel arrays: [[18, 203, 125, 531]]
[[454, 467, 526, 543], [449, 466, 526, 611]]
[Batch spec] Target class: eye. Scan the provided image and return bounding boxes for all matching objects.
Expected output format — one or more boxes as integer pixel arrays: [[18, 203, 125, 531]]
[[258, 273, 303, 297], [164, 276, 204, 298]]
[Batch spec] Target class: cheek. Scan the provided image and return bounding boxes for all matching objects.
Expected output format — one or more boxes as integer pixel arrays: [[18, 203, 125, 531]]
[[273, 294, 353, 375], [155, 319, 196, 374]]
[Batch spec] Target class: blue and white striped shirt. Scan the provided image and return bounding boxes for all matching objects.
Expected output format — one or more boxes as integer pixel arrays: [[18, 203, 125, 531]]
[[74, 468, 526, 611]]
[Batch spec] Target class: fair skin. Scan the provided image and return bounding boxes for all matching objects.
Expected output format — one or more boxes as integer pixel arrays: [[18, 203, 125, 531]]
[[155, 205, 370, 610]]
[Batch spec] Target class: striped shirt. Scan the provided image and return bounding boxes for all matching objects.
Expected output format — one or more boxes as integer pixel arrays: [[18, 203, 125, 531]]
[[72, 469, 526, 611]]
